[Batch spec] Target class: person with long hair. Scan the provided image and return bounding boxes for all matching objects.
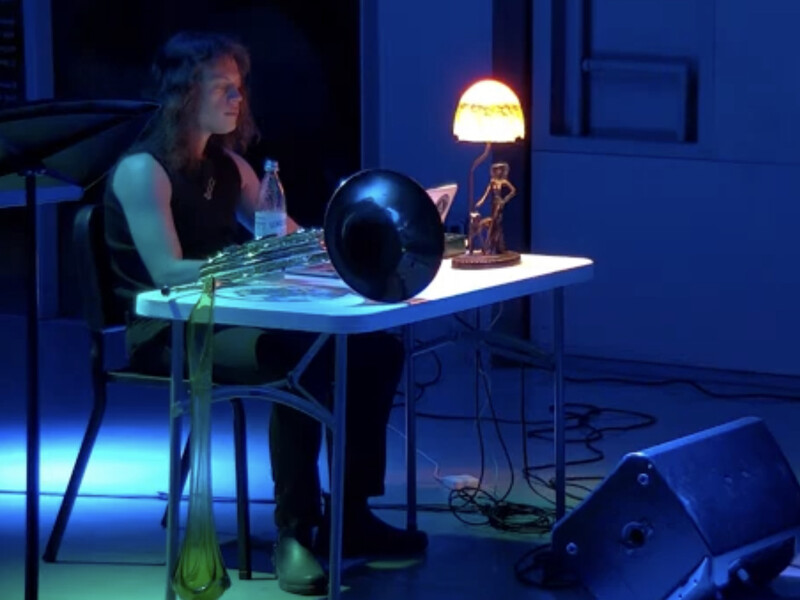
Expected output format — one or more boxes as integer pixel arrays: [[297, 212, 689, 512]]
[[104, 31, 427, 596]]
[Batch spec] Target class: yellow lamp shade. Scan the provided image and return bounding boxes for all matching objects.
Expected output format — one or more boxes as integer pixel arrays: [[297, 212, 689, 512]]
[[453, 79, 525, 143]]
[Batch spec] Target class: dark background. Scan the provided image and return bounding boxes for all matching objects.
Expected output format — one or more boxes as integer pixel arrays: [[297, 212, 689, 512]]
[[1, 0, 361, 317]]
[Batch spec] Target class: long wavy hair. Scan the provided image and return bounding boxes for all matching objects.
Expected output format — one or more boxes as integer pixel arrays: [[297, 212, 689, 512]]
[[134, 31, 259, 171]]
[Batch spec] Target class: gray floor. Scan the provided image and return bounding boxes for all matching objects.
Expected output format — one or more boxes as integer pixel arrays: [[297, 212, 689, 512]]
[[3, 316, 800, 599]]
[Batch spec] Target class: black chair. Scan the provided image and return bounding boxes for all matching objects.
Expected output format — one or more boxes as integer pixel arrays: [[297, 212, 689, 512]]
[[43, 203, 253, 579]]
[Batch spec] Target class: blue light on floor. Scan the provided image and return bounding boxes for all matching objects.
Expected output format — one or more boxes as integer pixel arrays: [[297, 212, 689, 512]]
[[0, 422, 277, 500]]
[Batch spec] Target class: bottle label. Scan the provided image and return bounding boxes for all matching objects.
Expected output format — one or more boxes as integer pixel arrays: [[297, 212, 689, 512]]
[[255, 210, 286, 239]]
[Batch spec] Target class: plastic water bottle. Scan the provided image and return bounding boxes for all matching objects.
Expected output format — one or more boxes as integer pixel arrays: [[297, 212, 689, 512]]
[[254, 158, 287, 239]]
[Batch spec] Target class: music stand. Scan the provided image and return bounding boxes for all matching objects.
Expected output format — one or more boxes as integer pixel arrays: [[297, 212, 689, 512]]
[[0, 99, 158, 600]]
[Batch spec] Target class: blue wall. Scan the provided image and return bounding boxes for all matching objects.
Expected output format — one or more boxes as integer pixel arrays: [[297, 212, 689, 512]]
[[366, 0, 494, 220], [530, 0, 800, 377], [370, 0, 800, 377]]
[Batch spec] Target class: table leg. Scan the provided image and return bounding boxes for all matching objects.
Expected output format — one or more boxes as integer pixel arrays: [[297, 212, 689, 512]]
[[328, 334, 347, 600], [403, 324, 417, 531], [553, 287, 566, 520], [474, 307, 482, 447], [165, 320, 184, 600], [25, 173, 40, 600]]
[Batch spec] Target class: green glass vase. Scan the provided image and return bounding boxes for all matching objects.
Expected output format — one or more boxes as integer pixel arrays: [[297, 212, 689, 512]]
[[172, 279, 231, 600]]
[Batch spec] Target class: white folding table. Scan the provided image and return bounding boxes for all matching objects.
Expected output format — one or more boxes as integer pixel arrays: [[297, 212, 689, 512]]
[[135, 253, 594, 600]]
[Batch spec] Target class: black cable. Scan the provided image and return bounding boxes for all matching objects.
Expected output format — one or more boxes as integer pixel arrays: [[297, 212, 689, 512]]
[[478, 353, 515, 503], [519, 367, 588, 507], [407, 364, 657, 518], [469, 338, 487, 505], [520, 365, 538, 500], [404, 310, 797, 520], [521, 402, 655, 507], [444, 350, 560, 534], [393, 346, 443, 403], [392, 408, 531, 424], [514, 543, 581, 589], [23, 335, 687, 546], [394, 402, 655, 512], [412, 349, 442, 398], [402, 346, 800, 407], [445, 309, 489, 512], [446, 487, 554, 534], [525, 403, 656, 465], [526, 365, 800, 403]]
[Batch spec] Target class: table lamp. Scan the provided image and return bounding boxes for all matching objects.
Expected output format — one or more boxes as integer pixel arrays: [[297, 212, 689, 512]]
[[451, 78, 525, 269]]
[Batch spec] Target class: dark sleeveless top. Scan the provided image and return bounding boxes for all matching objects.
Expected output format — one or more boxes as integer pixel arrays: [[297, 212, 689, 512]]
[[104, 143, 243, 362]]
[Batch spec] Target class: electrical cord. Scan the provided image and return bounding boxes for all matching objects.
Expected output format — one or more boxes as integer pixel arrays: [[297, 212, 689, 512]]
[[389, 402, 654, 503], [390, 355, 658, 533], [527, 365, 800, 403], [469, 345, 488, 505], [2, 369, 656, 590], [386, 422, 448, 488], [398, 310, 800, 411], [28, 302, 780, 574], [445, 388, 657, 534], [459, 302, 800, 405], [389, 300, 795, 487], [441, 343, 559, 534], [447, 487, 554, 534], [512, 366, 656, 590], [478, 352, 515, 503], [521, 398, 655, 507], [390, 306, 658, 534], [392, 410, 524, 424], [0, 309, 661, 594], [393, 343, 443, 404], [514, 543, 581, 589]]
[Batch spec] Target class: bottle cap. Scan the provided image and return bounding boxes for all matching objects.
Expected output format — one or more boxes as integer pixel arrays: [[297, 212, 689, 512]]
[[263, 158, 279, 171]]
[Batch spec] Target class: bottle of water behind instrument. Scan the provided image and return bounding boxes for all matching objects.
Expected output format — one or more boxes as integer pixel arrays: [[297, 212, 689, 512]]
[[255, 158, 286, 239]]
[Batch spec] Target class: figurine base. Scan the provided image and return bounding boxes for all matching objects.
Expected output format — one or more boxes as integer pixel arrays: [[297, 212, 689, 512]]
[[451, 250, 521, 270]]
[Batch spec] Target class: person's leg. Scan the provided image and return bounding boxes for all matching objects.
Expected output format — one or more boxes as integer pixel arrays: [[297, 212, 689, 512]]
[[230, 328, 329, 530], [197, 326, 331, 595], [130, 324, 328, 594], [250, 328, 337, 595], [131, 324, 332, 530], [316, 331, 428, 557], [336, 331, 401, 500]]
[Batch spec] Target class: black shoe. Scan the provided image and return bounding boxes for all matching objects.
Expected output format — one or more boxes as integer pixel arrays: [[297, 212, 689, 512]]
[[315, 505, 428, 558], [274, 527, 328, 596]]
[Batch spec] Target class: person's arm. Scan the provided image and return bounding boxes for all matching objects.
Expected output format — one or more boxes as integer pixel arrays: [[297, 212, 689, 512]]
[[112, 152, 204, 287], [225, 150, 299, 235]]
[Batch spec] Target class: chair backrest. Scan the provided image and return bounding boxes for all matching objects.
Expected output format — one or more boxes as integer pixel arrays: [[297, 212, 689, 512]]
[[73, 203, 125, 332]]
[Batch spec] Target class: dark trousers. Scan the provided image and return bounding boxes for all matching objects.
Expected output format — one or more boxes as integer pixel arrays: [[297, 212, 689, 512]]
[[128, 321, 404, 530], [258, 330, 403, 529]]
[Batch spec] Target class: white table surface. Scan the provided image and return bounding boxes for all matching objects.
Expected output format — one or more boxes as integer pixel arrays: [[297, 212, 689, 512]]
[[136, 254, 594, 334]]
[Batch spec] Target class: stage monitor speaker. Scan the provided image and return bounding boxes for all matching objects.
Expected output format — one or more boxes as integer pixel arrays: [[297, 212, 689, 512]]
[[550, 417, 800, 600]]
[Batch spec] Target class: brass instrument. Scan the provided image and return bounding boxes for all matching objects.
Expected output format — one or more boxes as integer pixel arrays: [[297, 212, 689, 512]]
[[199, 227, 328, 284], [171, 169, 444, 600]]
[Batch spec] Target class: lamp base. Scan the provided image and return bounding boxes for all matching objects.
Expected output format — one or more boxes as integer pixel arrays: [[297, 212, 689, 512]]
[[451, 250, 521, 270]]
